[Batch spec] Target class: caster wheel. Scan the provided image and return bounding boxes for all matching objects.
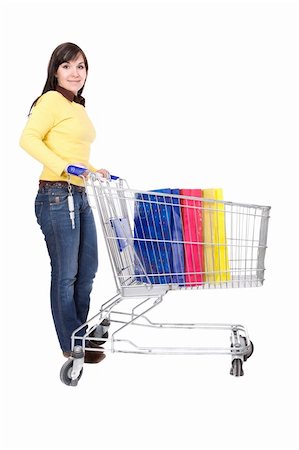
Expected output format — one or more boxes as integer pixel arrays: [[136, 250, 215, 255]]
[[240, 336, 254, 361], [60, 358, 83, 386], [230, 358, 244, 377], [89, 319, 110, 347], [244, 340, 254, 361]]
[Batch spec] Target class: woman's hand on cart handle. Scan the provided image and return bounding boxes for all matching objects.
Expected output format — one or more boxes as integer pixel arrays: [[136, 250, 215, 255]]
[[96, 169, 119, 181], [96, 168, 110, 179]]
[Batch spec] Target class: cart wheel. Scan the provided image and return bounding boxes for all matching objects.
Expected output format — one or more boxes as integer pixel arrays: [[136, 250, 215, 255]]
[[240, 336, 254, 361], [101, 331, 109, 343], [244, 340, 254, 361], [230, 358, 244, 377], [89, 319, 110, 347], [60, 358, 83, 386]]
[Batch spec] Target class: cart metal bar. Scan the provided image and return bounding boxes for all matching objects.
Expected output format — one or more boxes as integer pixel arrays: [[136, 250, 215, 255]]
[[98, 185, 271, 211], [112, 342, 243, 356]]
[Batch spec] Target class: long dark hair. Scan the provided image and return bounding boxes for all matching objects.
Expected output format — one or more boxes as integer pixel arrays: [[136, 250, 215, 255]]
[[29, 42, 88, 113]]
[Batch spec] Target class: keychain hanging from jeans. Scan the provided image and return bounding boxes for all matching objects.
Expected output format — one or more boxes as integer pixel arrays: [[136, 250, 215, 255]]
[[67, 181, 75, 229]]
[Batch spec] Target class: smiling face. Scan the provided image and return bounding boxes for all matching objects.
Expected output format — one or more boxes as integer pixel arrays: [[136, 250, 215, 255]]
[[55, 53, 87, 95]]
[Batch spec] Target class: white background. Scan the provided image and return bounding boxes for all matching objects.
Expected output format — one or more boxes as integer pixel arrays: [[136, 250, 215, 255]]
[[1, 0, 299, 449]]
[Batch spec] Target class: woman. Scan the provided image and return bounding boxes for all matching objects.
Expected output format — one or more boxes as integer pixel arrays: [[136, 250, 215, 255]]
[[20, 42, 108, 363]]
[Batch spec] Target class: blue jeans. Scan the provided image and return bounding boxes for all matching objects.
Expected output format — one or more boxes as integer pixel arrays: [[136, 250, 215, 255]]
[[35, 184, 98, 352]]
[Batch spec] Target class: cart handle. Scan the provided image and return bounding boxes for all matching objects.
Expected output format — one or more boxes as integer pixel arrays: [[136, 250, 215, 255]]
[[66, 165, 119, 181], [95, 173, 119, 181]]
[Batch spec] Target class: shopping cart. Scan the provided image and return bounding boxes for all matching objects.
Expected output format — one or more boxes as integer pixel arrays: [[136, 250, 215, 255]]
[[60, 175, 271, 386]]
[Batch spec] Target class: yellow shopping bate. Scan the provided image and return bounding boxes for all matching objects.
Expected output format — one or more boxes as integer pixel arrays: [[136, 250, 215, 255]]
[[202, 189, 231, 283]]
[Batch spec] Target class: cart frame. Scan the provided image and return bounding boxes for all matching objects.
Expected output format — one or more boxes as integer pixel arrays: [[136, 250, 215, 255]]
[[60, 175, 270, 385]]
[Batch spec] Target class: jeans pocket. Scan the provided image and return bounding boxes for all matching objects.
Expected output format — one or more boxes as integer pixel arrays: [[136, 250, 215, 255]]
[[49, 192, 69, 209]]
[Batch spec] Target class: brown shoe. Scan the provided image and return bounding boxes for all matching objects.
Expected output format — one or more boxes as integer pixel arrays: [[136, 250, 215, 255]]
[[63, 351, 72, 358], [84, 349, 106, 364]]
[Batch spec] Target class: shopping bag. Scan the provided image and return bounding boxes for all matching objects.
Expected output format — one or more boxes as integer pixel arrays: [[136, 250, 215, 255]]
[[169, 189, 185, 284], [180, 189, 204, 286], [202, 189, 231, 283], [110, 218, 132, 251], [134, 189, 184, 284]]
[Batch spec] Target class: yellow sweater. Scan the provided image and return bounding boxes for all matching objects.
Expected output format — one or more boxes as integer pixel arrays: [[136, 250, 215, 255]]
[[19, 90, 97, 186]]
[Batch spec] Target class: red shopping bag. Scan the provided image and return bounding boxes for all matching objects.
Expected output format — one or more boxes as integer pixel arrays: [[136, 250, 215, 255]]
[[180, 189, 204, 286]]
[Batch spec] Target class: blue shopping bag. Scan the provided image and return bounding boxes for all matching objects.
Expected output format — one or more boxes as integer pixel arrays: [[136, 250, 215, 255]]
[[134, 189, 184, 285], [171, 189, 185, 284], [110, 218, 132, 251]]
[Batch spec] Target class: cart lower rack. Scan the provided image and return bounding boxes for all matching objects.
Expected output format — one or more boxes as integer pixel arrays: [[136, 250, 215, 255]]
[[60, 176, 270, 386]]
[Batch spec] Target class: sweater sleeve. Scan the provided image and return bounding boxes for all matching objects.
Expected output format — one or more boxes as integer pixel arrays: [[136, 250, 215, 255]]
[[19, 93, 68, 176]]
